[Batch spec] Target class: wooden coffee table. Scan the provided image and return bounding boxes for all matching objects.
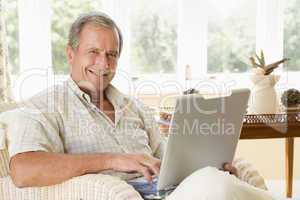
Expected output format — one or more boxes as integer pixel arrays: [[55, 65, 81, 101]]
[[241, 112, 300, 198]]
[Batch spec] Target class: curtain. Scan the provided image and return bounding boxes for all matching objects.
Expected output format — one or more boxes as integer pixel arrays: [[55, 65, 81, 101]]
[[0, 0, 12, 103]]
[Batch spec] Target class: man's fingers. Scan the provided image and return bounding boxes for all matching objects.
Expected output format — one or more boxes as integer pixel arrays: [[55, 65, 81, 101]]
[[147, 158, 161, 175], [223, 163, 238, 176], [143, 161, 160, 176], [223, 163, 230, 170], [114, 153, 161, 182], [139, 155, 161, 175], [139, 166, 153, 183]]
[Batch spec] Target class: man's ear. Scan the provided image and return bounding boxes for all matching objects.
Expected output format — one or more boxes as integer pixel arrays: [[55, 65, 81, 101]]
[[66, 45, 75, 66]]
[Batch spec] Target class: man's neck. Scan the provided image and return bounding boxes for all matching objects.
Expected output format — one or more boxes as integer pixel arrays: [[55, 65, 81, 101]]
[[95, 91, 115, 123], [90, 90, 108, 106], [76, 82, 115, 122]]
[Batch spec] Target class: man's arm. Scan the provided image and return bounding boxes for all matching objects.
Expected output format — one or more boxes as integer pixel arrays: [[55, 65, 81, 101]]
[[10, 151, 160, 188]]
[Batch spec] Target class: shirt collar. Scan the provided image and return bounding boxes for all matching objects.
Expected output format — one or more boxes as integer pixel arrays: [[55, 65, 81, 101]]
[[66, 76, 125, 108]]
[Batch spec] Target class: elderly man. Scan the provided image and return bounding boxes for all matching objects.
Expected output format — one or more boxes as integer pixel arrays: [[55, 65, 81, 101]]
[[7, 12, 273, 199], [10, 12, 166, 187]]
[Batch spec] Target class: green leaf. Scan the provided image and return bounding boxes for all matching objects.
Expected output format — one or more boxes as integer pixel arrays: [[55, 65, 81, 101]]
[[260, 50, 265, 66], [255, 53, 263, 66]]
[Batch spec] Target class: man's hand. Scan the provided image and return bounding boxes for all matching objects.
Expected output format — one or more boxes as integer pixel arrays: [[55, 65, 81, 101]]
[[110, 153, 161, 182], [222, 163, 238, 177]]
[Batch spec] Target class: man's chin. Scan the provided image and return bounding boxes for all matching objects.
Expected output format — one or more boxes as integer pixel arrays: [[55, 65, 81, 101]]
[[77, 79, 110, 95], [77, 80, 96, 91]]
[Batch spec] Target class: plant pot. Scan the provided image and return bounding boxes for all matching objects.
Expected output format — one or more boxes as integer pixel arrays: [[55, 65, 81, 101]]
[[248, 75, 280, 114], [284, 105, 300, 113]]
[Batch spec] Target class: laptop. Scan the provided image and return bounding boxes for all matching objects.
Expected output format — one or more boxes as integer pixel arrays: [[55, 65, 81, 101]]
[[128, 88, 250, 199]]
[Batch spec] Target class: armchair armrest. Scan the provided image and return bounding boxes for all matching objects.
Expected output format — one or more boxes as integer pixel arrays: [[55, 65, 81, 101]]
[[0, 174, 143, 200], [233, 158, 268, 190]]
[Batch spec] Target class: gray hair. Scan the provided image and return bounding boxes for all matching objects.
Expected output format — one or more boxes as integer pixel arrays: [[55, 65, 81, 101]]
[[68, 12, 123, 56]]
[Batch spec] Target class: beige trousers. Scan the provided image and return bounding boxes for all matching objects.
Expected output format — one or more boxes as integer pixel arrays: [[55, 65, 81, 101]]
[[167, 167, 277, 200]]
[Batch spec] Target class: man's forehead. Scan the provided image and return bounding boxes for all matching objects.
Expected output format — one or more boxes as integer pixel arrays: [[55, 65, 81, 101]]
[[78, 25, 119, 50]]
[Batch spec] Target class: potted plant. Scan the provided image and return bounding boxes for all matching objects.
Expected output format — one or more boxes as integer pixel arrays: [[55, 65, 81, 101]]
[[248, 50, 289, 114], [281, 89, 300, 112]]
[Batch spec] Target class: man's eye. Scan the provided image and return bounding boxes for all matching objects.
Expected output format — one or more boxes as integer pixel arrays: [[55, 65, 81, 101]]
[[89, 50, 98, 54], [107, 52, 118, 59]]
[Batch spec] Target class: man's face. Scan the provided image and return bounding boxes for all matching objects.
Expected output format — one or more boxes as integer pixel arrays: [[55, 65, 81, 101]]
[[67, 23, 119, 94]]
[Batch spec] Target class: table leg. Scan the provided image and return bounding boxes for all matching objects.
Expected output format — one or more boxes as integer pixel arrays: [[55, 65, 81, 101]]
[[285, 137, 294, 198]]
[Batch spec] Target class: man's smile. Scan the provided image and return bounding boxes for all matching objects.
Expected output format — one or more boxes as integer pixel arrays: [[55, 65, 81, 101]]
[[86, 68, 110, 77]]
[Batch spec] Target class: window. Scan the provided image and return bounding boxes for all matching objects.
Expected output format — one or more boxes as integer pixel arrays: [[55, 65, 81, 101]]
[[129, 0, 177, 76], [284, 0, 300, 71], [51, 0, 102, 74], [4, 0, 19, 74], [4, 0, 299, 100], [207, 0, 256, 73]]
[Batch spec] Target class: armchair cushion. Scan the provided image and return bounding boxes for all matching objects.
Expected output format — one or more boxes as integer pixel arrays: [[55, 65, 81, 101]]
[[0, 174, 143, 200]]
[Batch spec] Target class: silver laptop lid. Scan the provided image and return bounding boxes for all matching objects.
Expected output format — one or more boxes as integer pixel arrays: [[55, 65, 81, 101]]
[[157, 88, 250, 190]]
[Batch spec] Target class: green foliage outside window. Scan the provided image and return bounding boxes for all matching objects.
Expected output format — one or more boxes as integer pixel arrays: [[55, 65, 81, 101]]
[[207, 0, 256, 73], [5, 0, 19, 74], [284, 0, 300, 71], [129, 0, 177, 75]]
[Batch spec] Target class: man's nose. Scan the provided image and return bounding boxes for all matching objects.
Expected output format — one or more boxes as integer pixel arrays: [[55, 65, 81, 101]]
[[95, 52, 109, 69]]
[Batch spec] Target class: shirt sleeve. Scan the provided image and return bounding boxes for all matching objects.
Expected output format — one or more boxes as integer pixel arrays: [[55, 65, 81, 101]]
[[136, 102, 167, 159], [5, 108, 64, 159]]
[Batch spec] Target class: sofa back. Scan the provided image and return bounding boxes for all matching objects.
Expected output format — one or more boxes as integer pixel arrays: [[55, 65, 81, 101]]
[[0, 149, 9, 178]]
